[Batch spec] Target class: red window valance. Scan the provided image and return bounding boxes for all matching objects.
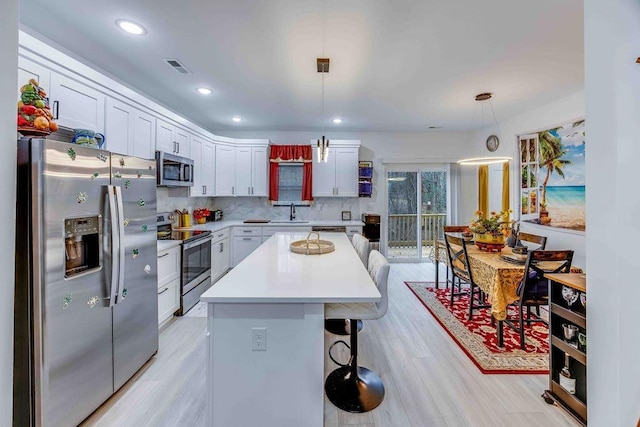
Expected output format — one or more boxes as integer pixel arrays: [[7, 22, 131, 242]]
[[269, 145, 313, 163], [269, 145, 313, 203]]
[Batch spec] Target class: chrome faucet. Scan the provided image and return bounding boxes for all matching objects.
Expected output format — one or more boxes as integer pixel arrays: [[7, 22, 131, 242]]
[[290, 203, 296, 221]]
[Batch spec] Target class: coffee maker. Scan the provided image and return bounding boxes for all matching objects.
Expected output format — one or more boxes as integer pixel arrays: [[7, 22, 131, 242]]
[[361, 213, 380, 243]]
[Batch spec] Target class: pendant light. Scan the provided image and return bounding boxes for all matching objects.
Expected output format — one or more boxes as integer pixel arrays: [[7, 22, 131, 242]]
[[457, 93, 511, 166], [316, 58, 330, 163]]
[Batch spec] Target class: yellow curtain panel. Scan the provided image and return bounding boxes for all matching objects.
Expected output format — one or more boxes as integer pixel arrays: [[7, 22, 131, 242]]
[[478, 165, 488, 218], [502, 161, 510, 213]]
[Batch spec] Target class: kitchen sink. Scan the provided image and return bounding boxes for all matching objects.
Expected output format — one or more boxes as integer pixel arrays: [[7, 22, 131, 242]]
[[270, 220, 309, 224]]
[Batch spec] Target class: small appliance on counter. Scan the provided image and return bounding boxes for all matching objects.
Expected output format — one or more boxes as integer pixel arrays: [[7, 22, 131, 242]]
[[211, 209, 223, 221], [362, 213, 381, 243]]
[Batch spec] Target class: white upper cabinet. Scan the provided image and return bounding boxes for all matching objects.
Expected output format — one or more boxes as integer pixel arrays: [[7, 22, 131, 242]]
[[215, 145, 236, 196], [311, 141, 360, 197], [49, 72, 105, 133], [17, 57, 50, 98], [155, 119, 190, 158], [231, 144, 269, 197], [131, 109, 156, 160], [105, 98, 156, 159], [190, 136, 215, 197], [174, 127, 190, 158], [202, 142, 215, 196], [156, 119, 174, 153], [105, 98, 130, 155], [251, 146, 268, 196], [235, 147, 252, 196], [333, 148, 359, 197], [234, 146, 268, 196]]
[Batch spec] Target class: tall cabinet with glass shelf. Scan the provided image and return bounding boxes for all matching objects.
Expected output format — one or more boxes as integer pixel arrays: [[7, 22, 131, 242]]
[[543, 273, 587, 426]]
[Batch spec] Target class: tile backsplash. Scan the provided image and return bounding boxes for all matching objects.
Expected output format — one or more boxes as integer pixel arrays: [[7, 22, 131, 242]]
[[157, 188, 361, 221]]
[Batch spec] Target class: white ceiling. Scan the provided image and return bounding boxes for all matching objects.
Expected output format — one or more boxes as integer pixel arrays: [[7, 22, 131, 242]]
[[19, 0, 584, 133]]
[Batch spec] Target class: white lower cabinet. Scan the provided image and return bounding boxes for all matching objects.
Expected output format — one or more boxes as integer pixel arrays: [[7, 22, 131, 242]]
[[211, 229, 230, 282], [157, 245, 181, 325], [158, 279, 180, 325], [232, 227, 262, 267], [346, 226, 363, 239]]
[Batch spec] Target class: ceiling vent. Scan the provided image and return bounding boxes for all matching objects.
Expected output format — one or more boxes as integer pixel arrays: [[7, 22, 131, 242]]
[[164, 59, 191, 74]]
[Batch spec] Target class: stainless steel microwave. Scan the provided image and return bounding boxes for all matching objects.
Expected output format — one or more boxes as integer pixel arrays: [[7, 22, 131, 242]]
[[155, 151, 194, 187]]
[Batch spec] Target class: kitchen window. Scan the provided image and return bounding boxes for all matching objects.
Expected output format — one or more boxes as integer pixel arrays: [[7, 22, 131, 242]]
[[275, 163, 305, 205], [268, 145, 313, 205]]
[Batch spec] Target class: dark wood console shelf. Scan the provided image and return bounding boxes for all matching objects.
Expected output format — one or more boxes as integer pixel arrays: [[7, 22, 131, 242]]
[[543, 273, 587, 426]]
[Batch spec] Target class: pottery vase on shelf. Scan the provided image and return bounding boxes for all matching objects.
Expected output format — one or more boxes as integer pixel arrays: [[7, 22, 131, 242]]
[[196, 217, 206, 224]]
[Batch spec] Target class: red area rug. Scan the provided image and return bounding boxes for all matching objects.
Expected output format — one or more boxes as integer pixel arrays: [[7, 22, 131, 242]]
[[405, 281, 549, 374]]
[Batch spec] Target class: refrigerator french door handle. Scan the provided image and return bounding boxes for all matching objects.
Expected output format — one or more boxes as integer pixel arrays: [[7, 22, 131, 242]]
[[114, 186, 126, 304], [107, 185, 119, 307]]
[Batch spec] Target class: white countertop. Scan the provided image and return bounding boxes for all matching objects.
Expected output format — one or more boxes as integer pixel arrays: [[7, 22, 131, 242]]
[[176, 219, 364, 233], [201, 232, 381, 304]]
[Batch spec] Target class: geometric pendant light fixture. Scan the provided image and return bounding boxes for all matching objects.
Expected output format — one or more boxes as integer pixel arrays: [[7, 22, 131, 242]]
[[316, 57, 330, 163]]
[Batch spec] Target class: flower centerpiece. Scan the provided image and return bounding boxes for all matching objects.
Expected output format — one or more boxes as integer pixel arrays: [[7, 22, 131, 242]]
[[193, 208, 210, 224], [469, 210, 510, 247]]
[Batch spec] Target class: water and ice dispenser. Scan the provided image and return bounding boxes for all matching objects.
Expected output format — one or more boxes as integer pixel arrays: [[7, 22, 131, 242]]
[[64, 215, 101, 278]]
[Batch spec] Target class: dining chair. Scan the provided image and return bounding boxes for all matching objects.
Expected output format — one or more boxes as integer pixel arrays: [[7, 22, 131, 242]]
[[501, 249, 574, 350], [518, 232, 547, 250], [444, 234, 490, 319], [324, 250, 390, 413], [441, 226, 468, 289], [325, 234, 370, 335]]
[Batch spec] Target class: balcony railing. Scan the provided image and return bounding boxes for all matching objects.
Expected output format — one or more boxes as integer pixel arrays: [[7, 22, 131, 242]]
[[388, 213, 448, 250]]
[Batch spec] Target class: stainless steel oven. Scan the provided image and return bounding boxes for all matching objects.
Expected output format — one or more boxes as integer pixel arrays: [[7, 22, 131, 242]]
[[157, 212, 212, 314], [181, 234, 212, 313]]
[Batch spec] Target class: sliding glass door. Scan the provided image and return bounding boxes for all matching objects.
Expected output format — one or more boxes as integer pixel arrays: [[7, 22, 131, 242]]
[[386, 165, 450, 261]]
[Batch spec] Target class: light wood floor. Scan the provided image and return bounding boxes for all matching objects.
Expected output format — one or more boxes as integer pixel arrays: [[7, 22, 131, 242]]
[[82, 263, 579, 427]]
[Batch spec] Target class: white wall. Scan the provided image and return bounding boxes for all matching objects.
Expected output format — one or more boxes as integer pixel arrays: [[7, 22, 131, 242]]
[[0, 0, 18, 424], [476, 91, 586, 268], [585, 0, 640, 425]]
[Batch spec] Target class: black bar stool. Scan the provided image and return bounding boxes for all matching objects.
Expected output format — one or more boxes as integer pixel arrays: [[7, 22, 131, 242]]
[[324, 250, 389, 413]]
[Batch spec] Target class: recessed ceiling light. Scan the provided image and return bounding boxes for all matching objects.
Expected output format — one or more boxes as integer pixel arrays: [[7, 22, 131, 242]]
[[197, 87, 212, 95], [116, 19, 146, 35], [232, 117, 242, 122], [332, 118, 343, 124]]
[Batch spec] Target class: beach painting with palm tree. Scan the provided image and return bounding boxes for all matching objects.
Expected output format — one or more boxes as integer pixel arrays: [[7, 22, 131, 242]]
[[536, 119, 585, 231]]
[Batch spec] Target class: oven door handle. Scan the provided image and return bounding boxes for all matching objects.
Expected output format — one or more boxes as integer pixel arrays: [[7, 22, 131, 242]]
[[183, 236, 212, 250]]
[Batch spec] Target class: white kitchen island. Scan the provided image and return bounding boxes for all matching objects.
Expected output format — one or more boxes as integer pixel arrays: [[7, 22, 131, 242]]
[[200, 232, 381, 427]]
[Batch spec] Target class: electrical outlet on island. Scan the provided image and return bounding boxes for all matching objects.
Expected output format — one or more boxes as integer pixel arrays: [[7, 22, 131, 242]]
[[252, 327, 267, 351]]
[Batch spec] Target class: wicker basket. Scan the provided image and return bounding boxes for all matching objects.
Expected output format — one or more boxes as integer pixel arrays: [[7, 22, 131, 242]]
[[289, 232, 335, 255]]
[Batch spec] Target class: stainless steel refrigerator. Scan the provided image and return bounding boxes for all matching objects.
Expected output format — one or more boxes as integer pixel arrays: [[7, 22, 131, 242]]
[[14, 138, 158, 427]]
